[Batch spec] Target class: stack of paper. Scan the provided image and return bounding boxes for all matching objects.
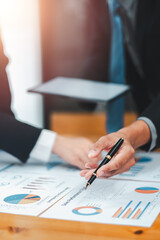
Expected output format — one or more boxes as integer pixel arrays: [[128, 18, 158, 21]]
[[0, 150, 160, 227]]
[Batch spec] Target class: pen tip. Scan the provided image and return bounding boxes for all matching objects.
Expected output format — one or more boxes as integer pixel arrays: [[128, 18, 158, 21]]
[[85, 183, 90, 190]]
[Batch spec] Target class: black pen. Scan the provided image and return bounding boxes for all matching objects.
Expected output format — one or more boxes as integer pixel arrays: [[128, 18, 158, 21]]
[[85, 138, 124, 189]]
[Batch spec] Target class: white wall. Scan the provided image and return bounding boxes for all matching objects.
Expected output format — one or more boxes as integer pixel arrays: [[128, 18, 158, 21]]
[[0, 0, 43, 128]]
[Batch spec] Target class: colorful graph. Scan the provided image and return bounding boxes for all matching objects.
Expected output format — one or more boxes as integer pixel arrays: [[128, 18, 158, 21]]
[[132, 202, 151, 219], [46, 161, 62, 170], [112, 201, 151, 220], [120, 165, 144, 177], [72, 206, 102, 216], [120, 156, 152, 177], [112, 201, 132, 218], [4, 194, 41, 205], [136, 156, 152, 163], [135, 187, 159, 194]]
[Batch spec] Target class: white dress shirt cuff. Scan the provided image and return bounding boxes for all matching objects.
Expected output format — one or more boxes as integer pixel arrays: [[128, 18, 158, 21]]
[[138, 117, 157, 151], [29, 129, 57, 162]]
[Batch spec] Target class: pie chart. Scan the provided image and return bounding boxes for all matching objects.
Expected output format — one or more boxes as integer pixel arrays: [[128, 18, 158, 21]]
[[72, 206, 102, 216], [4, 194, 41, 204], [135, 187, 159, 194]]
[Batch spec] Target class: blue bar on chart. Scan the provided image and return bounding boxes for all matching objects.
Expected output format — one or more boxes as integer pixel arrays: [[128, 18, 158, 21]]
[[120, 165, 144, 177], [112, 201, 151, 220], [132, 202, 151, 220], [112, 201, 133, 218]]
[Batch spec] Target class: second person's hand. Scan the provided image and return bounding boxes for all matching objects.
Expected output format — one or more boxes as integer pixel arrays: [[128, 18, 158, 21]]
[[80, 120, 151, 179], [53, 135, 102, 169]]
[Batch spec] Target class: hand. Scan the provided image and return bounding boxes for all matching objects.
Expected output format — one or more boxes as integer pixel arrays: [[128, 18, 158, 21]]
[[80, 120, 151, 179], [53, 135, 102, 169], [80, 132, 135, 179]]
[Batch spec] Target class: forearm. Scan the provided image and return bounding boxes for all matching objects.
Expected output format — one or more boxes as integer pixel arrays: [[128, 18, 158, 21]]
[[118, 120, 151, 149], [0, 112, 41, 163]]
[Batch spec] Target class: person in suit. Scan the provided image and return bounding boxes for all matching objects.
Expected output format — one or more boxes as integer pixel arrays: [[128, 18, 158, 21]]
[[0, 30, 100, 169], [80, 0, 160, 179]]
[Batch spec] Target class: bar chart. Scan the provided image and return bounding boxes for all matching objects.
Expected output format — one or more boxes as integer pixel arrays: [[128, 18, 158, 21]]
[[112, 201, 151, 220]]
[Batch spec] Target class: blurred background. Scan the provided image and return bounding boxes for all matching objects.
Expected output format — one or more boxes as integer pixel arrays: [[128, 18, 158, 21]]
[[0, 0, 43, 128], [0, 0, 110, 127], [0, 0, 136, 138]]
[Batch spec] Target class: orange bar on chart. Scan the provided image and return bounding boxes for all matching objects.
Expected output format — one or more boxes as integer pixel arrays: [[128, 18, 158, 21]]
[[132, 209, 141, 219], [112, 207, 123, 218], [122, 208, 132, 219]]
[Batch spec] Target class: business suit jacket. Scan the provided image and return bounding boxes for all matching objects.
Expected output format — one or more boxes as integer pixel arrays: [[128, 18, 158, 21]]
[[0, 32, 42, 162], [124, 0, 160, 149]]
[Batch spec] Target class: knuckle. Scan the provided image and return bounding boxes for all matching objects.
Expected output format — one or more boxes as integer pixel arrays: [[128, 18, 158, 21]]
[[97, 135, 107, 144], [98, 136, 106, 141], [130, 147, 135, 156], [114, 162, 120, 169]]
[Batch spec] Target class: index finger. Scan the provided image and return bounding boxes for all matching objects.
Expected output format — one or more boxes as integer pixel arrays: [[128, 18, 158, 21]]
[[97, 145, 135, 176], [88, 135, 116, 158]]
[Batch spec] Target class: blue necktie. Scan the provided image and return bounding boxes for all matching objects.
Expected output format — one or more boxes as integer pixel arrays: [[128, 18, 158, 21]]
[[106, 0, 125, 133]]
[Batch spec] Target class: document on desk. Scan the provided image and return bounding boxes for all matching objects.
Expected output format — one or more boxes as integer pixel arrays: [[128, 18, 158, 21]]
[[41, 178, 160, 227], [0, 150, 20, 173], [0, 172, 82, 216], [111, 152, 160, 182], [1, 153, 81, 178], [1, 150, 160, 226], [0, 152, 82, 216], [5, 151, 160, 183]]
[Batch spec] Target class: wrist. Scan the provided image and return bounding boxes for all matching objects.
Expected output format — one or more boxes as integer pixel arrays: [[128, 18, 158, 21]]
[[118, 120, 151, 149]]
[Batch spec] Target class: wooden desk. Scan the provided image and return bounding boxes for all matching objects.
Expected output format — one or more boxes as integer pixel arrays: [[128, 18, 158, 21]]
[[1, 112, 160, 240], [0, 212, 160, 240]]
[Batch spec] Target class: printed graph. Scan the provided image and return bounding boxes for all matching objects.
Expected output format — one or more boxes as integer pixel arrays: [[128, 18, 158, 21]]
[[135, 187, 159, 194], [120, 165, 144, 177], [136, 156, 152, 163], [46, 161, 62, 170], [119, 156, 152, 177], [4, 194, 41, 205], [23, 177, 56, 191], [132, 202, 151, 219], [112, 201, 151, 220], [72, 206, 102, 216]]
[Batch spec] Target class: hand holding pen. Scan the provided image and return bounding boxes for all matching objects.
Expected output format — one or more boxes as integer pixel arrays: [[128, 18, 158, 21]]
[[80, 132, 136, 182], [85, 138, 124, 189]]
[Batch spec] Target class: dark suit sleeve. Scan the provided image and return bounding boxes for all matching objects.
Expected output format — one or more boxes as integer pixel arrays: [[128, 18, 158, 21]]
[[0, 30, 42, 163], [0, 112, 42, 163], [139, 93, 160, 151]]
